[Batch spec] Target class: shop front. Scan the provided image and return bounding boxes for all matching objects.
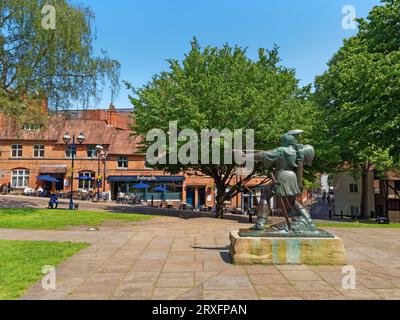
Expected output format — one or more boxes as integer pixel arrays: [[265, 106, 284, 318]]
[[108, 175, 185, 201], [37, 165, 67, 191]]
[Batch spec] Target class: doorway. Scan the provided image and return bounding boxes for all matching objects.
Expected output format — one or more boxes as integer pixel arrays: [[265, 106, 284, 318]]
[[186, 187, 195, 206]]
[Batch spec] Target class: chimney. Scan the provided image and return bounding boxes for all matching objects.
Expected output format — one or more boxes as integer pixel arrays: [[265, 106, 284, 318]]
[[107, 103, 117, 127], [38, 89, 48, 113], [41, 98, 48, 113]]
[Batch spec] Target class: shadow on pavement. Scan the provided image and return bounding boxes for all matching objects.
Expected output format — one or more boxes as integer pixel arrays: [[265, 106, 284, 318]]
[[104, 205, 253, 224], [0, 198, 40, 209], [0, 195, 253, 224]]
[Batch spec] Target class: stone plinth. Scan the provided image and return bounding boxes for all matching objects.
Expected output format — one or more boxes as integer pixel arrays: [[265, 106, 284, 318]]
[[230, 231, 346, 265]]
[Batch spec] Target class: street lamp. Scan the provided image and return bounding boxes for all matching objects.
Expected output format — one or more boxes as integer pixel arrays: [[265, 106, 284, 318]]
[[95, 144, 104, 201], [64, 132, 85, 210]]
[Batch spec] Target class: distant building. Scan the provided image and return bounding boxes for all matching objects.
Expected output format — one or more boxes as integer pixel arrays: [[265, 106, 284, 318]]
[[374, 171, 400, 222], [0, 103, 267, 209], [333, 170, 400, 222]]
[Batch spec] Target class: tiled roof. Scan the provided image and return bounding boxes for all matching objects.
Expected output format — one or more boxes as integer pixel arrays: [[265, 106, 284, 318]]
[[0, 113, 63, 141], [108, 130, 143, 155], [55, 119, 115, 145], [0, 109, 141, 155]]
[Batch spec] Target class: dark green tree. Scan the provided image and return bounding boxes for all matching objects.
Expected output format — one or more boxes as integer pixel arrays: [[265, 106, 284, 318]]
[[129, 39, 316, 218], [314, 0, 400, 217]]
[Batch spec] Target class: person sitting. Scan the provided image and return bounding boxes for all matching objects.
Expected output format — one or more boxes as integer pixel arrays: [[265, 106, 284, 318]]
[[23, 186, 31, 196], [48, 192, 59, 209]]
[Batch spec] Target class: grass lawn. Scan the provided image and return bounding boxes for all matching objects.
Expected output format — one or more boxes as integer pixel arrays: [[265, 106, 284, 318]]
[[316, 222, 400, 228], [0, 240, 88, 300], [0, 208, 153, 230]]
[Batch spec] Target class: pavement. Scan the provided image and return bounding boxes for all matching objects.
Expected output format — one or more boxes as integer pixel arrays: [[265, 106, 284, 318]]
[[1, 195, 400, 300]]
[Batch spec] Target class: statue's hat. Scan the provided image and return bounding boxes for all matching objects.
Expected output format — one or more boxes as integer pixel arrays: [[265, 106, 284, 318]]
[[285, 129, 305, 136]]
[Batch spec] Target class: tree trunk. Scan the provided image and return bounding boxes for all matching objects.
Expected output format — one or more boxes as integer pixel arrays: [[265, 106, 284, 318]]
[[360, 168, 369, 219], [215, 184, 225, 219]]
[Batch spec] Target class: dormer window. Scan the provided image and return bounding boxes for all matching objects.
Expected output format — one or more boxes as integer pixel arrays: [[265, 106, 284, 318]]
[[23, 123, 43, 131]]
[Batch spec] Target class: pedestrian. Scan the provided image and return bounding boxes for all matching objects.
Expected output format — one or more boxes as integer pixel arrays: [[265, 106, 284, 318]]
[[322, 191, 327, 204], [48, 192, 59, 209]]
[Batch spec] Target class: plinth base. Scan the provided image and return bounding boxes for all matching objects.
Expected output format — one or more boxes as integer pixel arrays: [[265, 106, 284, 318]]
[[230, 230, 346, 265]]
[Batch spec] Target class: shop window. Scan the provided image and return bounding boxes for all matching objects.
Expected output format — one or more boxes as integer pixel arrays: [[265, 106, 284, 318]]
[[78, 172, 95, 190], [11, 169, 29, 188], [118, 156, 128, 169], [11, 144, 22, 158], [33, 145, 45, 158]]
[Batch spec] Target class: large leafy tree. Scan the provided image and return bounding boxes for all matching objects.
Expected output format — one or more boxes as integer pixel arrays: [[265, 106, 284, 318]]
[[314, 0, 400, 217], [0, 0, 120, 118], [130, 39, 316, 218]]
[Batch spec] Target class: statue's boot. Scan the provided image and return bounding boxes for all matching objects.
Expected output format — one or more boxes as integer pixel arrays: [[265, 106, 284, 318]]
[[250, 217, 269, 231], [250, 200, 270, 231], [293, 201, 317, 231]]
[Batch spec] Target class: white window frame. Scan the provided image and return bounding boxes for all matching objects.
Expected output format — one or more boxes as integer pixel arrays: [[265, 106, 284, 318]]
[[23, 123, 43, 131], [65, 144, 73, 158], [33, 145, 45, 158], [87, 145, 97, 158], [78, 172, 95, 190], [11, 169, 30, 188], [11, 144, 23, 158], [118, 156, 128, 169]]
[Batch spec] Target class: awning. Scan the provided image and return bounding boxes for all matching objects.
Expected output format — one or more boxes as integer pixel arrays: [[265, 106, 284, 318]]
[[39, 165, 67, 174], [75, 176, 95, 181], [37, 175, 60, 183], [107, 176, 185, 183]]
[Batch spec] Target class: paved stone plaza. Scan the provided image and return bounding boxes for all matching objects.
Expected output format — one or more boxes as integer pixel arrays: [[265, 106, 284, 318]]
[[1, 196, 400, 300]]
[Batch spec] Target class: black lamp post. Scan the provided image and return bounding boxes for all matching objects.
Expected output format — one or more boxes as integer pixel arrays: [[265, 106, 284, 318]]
[[64, 132, 85, 210], [102, 148, 108, 191], [95, 145, 104, 201]]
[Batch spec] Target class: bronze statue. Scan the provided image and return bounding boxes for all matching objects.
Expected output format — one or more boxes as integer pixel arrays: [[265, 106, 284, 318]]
[[240, 130, 333, 238]]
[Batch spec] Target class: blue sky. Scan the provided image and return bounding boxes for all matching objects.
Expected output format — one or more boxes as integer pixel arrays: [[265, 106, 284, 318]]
[[79, 0, 381, 108]]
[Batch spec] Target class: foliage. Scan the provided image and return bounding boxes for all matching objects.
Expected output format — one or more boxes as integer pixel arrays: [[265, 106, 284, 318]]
[[313, 0, 400, 216], [0, 0, 120, 117], [129, 39, 316, 217], [314, 0, 400, 161]]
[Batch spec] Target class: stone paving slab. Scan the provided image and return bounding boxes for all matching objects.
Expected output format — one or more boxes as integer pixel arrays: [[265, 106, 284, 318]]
[[1, 197, 400, 300]]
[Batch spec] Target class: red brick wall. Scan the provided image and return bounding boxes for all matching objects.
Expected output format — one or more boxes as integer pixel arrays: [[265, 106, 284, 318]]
[[0, 137, 265, 209]]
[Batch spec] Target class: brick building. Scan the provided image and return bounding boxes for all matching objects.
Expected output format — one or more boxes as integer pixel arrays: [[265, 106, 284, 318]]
[[0, 104, 267, 210]]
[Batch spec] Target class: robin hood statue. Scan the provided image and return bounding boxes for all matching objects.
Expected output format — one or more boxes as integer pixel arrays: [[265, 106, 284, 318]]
[[240, 130, 333, 238]]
